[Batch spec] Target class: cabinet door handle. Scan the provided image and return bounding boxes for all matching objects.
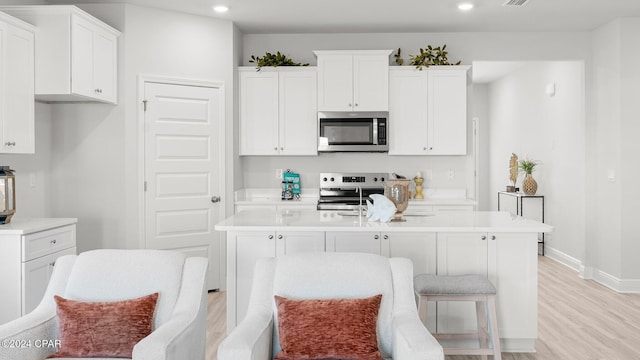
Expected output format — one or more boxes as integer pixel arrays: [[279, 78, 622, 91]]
[[274, 147, 278, 151], [49, 262, 55, 268], [348, 103, 352, 108], [50, 239, 57, 245], [374, 235, 379, 240], [278, 234, 283, 239], [481, 235, 487, 240], [383, 235, 388, 240], [280, 147, 284, 151], [5, 141, 15, 146], [491, 235, 496, 240], [423, 147, 427, 151], [354, 103, 358, 107], [268, 235, 274, 239]]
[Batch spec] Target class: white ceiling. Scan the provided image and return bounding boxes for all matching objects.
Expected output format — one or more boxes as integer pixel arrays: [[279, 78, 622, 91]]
[[44, 0, 640, 34]]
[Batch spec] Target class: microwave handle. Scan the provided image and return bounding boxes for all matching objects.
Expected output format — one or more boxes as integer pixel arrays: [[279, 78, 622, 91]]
[[372, 118, 378, 145]]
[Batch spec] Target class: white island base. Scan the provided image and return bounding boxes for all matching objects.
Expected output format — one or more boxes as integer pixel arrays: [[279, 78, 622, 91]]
[[215, 210, 553, 353]]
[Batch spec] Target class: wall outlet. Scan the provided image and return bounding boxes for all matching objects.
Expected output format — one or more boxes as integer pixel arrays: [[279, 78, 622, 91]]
[[275, 168, 283, 179], [425, 169, 433, 180], [448, 169, 455, 180]]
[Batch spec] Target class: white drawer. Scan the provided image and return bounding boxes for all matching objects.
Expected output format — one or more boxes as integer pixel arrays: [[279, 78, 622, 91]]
[[22, 225, 76, 262]]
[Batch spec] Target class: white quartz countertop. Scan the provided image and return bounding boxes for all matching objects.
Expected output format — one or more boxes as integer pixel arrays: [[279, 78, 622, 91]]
[[234, 188, 477, 207], [215, 210, 552, 233], [0, 217, 78, 234]]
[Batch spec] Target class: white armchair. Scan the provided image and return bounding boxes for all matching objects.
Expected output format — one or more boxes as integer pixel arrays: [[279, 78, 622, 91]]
[[0, 249, 208, 360], [218, 252, 443, 360]]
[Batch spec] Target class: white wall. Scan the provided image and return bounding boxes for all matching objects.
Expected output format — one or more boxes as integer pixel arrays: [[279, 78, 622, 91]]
[[48, 4, 234, 252], [473, 84, 490, 210], [588, 18, 640, 282], [485, 62, 586, 262], [0, 103, 53, 218]]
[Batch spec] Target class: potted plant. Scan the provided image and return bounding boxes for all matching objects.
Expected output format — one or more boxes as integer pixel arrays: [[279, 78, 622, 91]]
[[249, 51, 309, 71], [519, 159, 540, 195]]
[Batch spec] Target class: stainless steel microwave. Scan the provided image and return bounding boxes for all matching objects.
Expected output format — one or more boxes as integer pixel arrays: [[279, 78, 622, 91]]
[[318, 112, 388, 152]]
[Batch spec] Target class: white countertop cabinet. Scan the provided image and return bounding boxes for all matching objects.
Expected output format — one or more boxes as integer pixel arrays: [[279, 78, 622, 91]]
[[315, 50, 392, 112], [0, 218, 77, 324], [389, 66, 469, 155], [217, 210, 550, 351], [239, 67, 317, 156], [0, 12, 35, 154], [0, 6, 120, 104], [436, 231, 537, 350]]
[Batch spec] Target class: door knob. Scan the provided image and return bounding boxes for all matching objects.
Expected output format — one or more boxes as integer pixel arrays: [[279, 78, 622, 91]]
[[211, 196, 221, 203]]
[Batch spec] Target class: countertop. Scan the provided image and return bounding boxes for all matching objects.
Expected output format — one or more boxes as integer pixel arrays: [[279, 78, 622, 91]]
[[215, 209, 552, 233], [234, 188, 478, 207], [0, 217, 78, 235]]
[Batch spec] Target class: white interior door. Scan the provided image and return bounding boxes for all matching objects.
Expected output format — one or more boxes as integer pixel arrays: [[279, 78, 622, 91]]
[[143, 81, 223, 290]]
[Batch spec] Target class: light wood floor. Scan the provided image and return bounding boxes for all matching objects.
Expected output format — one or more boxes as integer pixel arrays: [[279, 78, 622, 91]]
[[206, 256, 640, 360]]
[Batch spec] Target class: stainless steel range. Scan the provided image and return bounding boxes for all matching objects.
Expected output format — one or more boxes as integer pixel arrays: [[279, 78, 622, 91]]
[[317, 172, 389, 211]]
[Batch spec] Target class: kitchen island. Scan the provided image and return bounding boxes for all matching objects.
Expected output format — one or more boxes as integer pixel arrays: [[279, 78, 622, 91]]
[[215, 209, 553, 352]]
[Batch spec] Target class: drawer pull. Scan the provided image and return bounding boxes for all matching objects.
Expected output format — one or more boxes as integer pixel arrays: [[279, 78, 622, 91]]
[[50, 239, 57, 245]]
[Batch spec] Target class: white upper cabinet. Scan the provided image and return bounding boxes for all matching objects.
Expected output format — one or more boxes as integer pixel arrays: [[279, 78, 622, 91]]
[[0, 6, 120, 104], [315, 50, 391, 112], [0, 12, 35, 154], [389, 66, 469, 155], [239, 67, 318, 156]]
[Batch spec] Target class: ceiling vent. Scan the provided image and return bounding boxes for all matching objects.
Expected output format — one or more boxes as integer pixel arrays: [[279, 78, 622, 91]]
[[503, 0, 530, 6]]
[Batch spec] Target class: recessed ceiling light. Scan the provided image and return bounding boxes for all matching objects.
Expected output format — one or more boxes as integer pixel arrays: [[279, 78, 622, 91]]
[[213, 5, 229, 13], [458, 2, 474, 11]]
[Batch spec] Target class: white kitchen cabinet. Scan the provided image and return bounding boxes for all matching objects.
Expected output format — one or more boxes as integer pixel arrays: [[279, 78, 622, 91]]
[[0, 6, 120, 104], [275, 231, 325, 255], [387, 232, 437, 331], [0, 218, 77, 324], [315, 50, 391, 112], [436, 232, 537, 349], [326, 231, 383, 255], [0, 12, 35, 154], [389, 66, 469, 155], [437, 232, 488, 333], [239, 67, 317, 156]]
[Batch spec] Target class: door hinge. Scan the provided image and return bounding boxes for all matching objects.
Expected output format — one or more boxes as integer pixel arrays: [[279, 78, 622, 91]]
[[142, 100, 148, 112], [144, 181, 147, 192]]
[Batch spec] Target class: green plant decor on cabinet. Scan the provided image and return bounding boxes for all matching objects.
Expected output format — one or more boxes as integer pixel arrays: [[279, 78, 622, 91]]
[[519, 159, 540, 195], [249, 51, 309, 71], [395, 45, 461, 70]]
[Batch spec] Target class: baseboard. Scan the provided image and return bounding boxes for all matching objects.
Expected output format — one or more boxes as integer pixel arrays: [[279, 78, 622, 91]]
[[545, 246, 640, 293], [544, 246, 582, 272]]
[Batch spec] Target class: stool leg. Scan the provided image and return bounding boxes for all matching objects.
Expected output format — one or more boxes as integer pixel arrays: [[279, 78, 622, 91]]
[[417, 295, 428, 325], [476, 299, 488, 360], [488, 295, 502, 360]]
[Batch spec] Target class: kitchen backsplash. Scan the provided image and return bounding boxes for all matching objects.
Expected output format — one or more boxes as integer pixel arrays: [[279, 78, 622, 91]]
[[241, 152, 473, 196]]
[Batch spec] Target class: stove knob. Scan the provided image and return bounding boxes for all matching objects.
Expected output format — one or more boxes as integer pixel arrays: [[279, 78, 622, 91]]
[[330, 177, 335, 182], [373, 177, 378, 182], [322, 177, 327, 182], [381, 177, 385, 182]]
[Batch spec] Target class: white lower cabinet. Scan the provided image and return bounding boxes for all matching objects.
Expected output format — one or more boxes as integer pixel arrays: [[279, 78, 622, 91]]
[[276, 231, 325, 255], [23, 246, 75, 314], [226, 229, 537, 351], [228, 230, 324, 326], [437, 232, 537, 350], [326, 231, 382, 255], [0, 219, 77, 324]]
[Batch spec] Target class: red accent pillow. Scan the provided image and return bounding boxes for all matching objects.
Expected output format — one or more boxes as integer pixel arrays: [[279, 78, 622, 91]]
[[274, 294, 383, 360], [47, 292, 159, 359]]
